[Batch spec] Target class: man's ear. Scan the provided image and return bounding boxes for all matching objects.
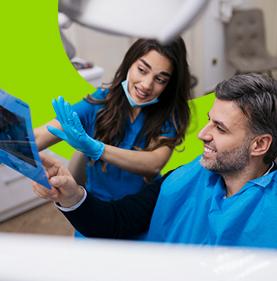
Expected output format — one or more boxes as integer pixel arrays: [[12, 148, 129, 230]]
[[250, 134, 272, 157]]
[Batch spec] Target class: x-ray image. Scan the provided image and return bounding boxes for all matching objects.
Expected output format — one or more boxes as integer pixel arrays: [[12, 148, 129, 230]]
[[0, 90, 50, 188], [0, 105, 37, 167]]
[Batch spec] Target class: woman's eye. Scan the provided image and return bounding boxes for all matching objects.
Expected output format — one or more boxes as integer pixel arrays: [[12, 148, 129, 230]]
[[138, 67, 146, 74], [155, 77, 167, 85]]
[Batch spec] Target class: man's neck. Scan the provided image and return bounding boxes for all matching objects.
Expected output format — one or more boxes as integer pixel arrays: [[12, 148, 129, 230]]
[[222, 161, 271, 197]]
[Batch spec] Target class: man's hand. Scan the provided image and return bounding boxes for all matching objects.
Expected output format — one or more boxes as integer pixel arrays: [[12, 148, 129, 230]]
[[32, 153, 85, 208]]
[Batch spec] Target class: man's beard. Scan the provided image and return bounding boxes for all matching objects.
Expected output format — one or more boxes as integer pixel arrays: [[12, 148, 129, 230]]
[[200, 140, 251, 175]]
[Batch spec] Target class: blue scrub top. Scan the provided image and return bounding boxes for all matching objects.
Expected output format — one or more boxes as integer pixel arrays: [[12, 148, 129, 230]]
[[146, 156, 277, 248], [72, 88, 176, 201]]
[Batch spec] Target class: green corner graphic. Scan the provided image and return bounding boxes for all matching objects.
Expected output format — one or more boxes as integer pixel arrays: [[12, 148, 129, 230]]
[[0, 1, 215, 166]]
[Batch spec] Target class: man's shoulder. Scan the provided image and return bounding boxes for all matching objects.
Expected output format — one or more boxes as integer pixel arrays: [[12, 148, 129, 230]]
[[170, 156, 207, 177], [160, 156, 214, 194]]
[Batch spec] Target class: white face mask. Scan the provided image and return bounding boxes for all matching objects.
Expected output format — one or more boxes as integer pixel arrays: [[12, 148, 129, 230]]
[[121, 80, 159, 108]]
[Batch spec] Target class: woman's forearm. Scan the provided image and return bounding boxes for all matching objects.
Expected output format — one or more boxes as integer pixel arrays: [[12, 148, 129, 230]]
[[101, 144, 172, 177], [34, 119, 61, 150]]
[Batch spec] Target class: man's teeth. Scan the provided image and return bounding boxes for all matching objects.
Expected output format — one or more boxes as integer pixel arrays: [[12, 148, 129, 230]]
[[204, 147, 216, 153]]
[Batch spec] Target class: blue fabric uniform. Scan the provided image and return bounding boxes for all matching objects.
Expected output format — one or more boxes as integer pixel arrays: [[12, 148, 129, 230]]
[[72, 88, 176, 238], [72, 88, 176, 201], [146, 156, 277, 248]]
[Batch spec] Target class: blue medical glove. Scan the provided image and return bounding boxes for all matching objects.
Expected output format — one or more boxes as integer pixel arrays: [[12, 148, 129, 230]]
[[47, 96, 105, 161]]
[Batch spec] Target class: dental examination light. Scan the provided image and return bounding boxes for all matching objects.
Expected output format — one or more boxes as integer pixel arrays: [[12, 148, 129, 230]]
[[59, 0, 210, 43]]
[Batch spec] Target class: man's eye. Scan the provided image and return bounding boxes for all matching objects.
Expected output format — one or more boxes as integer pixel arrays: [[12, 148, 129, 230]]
[[216, 126, 225, 133]]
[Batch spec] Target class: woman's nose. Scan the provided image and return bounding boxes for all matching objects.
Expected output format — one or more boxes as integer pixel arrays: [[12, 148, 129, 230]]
[[142, 76, 154, 91]]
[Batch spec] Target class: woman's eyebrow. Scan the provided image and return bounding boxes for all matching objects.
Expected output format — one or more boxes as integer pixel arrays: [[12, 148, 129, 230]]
[[139, 58, 171, 77], [139, 58, 151, 69]]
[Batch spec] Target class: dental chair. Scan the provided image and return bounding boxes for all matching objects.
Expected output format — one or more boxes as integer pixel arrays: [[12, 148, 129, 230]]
[[225, 9, 277, 76]]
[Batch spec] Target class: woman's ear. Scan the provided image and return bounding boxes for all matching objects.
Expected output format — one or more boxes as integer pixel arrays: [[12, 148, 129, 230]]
[[250, 134, 272, 157]]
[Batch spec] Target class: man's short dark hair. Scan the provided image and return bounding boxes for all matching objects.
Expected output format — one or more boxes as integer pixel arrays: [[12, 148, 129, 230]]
[[215, 73, 277, 164]]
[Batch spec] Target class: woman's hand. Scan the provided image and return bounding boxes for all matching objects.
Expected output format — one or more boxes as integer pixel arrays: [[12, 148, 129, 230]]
[[47, 96, 105, 160]]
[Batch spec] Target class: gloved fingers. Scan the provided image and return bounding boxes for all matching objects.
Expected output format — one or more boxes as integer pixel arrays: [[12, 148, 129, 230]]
[[47, 125, 68, 142], [64, 101, 76, 126], [60, 100, 86, 137], [72, 111, 86, 135], [63, 99, 74, 118], [52, 98, 66, 125], [57, 96, 68, 124], [58, 97, 78, 130], [51, 122, 85, 151], [61, 113, 83, 139]]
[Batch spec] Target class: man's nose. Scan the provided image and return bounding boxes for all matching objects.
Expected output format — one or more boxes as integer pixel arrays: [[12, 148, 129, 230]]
[[198, 123, 213, 141]]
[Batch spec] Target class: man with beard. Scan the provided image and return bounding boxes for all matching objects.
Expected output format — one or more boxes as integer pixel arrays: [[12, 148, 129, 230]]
[[33, 73, 277, 248]]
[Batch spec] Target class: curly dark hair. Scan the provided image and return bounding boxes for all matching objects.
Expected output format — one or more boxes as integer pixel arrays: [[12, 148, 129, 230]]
[[86, 37, 191, 151]]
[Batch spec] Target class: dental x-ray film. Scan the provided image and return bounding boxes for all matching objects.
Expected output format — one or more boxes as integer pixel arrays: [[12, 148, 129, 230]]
[[0, 90, 50, 188]]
